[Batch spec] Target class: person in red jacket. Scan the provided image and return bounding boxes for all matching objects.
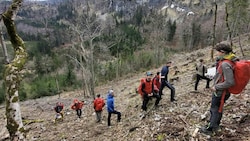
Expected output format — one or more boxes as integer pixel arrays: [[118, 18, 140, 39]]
[[153, 72, 161, 90], [71, 99, 84, 118], [141, 71, 161, 111], [93, 94, 105, 123]]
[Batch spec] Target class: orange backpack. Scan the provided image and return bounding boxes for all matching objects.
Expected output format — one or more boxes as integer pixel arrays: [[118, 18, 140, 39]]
[[94, 98, 105, 111], [219, 60, 250, 94]]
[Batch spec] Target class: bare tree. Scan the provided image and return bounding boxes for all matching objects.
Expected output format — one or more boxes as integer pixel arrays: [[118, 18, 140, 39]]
[[1, 0, 27, 140], [211, 0, 217, 61], [67, 1, 105, 99], [227, 0, 249, 56], [225, 2, 233, 47]]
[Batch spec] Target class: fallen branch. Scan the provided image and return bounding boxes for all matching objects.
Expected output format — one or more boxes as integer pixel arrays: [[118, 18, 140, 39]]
[[23, 119, 44, 125]]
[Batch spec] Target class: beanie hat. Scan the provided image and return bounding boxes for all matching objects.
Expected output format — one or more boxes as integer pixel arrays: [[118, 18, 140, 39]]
[[146, 71, 153, 76], [215, 42, 232, 53]]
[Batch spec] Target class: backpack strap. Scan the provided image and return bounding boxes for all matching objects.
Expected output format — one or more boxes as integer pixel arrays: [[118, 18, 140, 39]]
[[217, 59, 234, 113], [217, 59, 234, 82], [222, 59, 235, 69], [218, 90, 226, 113]]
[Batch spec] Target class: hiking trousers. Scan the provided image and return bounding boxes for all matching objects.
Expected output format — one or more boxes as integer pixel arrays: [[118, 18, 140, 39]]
[[76, 109, 82, 118], [159, 79, 175, 101], [108, 110, 121, 126], [195, 74, 211, 90], [141, 93, 161, 111], [95, 111, 102, 122], [209, 92, 230, 129]]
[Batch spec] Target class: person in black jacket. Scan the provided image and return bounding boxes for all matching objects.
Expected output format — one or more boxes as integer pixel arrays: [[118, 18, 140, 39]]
[[159, 61, 176, 102]]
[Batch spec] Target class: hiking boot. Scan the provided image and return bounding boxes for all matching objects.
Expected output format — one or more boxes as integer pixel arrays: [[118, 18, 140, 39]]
[[199, 126, 213, 135], [154, 105, 159, 109], [171, 99, 177, 102], [139, 111, 146, 119], [199, 125, 220, 135]]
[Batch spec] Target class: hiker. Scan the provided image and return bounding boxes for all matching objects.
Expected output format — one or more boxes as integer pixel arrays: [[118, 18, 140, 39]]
[[153, 72, 161, 90], [141, 71, 161, 111], [54, 102, 64, 121], [93, 94, 105, 123], [106, 89, 121, 127], [194, 59, 212, 91], [200, 42, 237, 135], [159, 61, 176, 102], [71, 99, 84, 118]]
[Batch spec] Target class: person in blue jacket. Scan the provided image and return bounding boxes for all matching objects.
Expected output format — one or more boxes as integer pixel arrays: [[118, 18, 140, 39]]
[[106, 89, 121, 127]]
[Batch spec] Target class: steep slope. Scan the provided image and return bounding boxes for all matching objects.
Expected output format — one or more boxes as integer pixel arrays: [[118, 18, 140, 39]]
[[0, 42, 250, 141]]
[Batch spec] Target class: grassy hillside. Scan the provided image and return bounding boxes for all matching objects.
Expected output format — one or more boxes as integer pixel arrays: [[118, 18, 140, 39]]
[[0, 35, 250, 140]]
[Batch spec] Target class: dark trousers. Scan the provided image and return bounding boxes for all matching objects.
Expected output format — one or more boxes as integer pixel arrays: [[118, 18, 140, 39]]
[[76, 109, 82, 118], [195, 74, 211, 90], [108, 110, 121, 126], [141, 93, 161, 111], [209, 93, 230, 129], [159, 79, 175, 101]]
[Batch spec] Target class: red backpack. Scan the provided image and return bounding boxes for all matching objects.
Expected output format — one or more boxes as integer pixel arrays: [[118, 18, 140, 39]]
[[94, 98, 105, 111], [219, 60, 250, 94]]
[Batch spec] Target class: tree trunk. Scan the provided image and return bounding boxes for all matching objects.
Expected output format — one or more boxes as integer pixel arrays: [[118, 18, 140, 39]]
[[90, 39, 95, 99], [2, 0, 27, 140], [238, 35, 245, 56], [211, 1, 217, 61], [225, 2, 233, 47]]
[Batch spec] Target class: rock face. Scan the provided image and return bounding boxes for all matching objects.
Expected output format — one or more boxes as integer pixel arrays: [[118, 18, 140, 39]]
[[0, 44, 249, 140]]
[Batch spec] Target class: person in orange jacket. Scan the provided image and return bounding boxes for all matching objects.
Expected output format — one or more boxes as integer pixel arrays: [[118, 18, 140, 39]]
[[141, 71, 161, 111], [93, 94, 105, 123], [71, 99, 84, 118]]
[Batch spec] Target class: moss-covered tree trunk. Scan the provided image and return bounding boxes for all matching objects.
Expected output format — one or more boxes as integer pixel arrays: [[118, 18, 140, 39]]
[[2, 0, 27, 140]]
